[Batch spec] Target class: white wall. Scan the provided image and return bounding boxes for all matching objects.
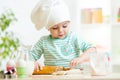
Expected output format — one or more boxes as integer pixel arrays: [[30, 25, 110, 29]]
[[64, 0, 80, 32], [0, 0, 50, 45]]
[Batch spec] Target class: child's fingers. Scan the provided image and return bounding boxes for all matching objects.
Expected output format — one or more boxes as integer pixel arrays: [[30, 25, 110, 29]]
[[34, 64, 39, 71], [70, 60, 74, 69], [70, 58, 82, 69], [34, 61, 41, 71], [36, 63, 43, 71], [70, 59, 77, 69]]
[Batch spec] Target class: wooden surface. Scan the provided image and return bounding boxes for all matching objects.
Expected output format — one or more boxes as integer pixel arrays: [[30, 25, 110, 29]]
[[32, 66, 70, 75]]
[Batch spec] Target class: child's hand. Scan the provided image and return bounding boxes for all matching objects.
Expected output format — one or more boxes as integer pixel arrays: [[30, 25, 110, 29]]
[[70, 47, 95, 69], [70, 58, 82, 69], [34, 61, 43, 71]]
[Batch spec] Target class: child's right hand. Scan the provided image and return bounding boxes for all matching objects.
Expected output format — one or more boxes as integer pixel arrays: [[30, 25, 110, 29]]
[[34, 61, 43, 71]]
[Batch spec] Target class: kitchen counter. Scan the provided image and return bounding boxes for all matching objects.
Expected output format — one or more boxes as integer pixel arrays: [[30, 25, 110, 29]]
[[1, 73, 120, 80]]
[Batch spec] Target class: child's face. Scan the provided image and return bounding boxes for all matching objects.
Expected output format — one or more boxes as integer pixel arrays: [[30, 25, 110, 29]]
[[49, 21, 70, 39]]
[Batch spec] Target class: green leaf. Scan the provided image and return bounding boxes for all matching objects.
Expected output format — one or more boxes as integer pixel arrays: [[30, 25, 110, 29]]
[[0, 9, 20, 59]]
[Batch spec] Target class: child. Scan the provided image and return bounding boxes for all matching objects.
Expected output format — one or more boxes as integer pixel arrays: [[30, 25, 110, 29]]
[[30, 0, 96, 71]]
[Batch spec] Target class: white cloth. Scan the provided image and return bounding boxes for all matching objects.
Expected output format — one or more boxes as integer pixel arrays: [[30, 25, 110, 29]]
[[31, 0, 71, 30]]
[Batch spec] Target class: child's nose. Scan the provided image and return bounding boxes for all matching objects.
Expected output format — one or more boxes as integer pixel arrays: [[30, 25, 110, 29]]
[[58, 27, 63, 32]]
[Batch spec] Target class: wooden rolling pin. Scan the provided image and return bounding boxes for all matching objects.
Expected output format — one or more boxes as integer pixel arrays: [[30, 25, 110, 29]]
[[32, 66, 70, 75]]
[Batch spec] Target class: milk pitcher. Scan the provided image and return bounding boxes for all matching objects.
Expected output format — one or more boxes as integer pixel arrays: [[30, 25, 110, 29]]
[[16, 46, 34, 78], [89, 49, 111, 76]]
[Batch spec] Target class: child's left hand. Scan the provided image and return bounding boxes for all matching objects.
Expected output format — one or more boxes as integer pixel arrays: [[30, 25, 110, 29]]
[[70, 57, 82, 69], [70, 46, 109, 69], [70, 47, 96, 69]]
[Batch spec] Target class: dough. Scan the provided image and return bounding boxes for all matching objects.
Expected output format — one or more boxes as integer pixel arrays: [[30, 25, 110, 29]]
[[52, 71, 68, 75], [67, 69, 81, 75]]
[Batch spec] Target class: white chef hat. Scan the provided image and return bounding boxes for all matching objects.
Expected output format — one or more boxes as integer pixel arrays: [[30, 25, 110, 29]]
[[31, 0, 71, 30]]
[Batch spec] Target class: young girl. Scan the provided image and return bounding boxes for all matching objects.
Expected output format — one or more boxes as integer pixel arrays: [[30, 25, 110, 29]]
[[30, 0, 96, 71]]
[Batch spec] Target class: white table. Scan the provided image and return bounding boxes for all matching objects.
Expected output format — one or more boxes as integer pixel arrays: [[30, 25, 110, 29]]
[[1, 73, 120, 80]]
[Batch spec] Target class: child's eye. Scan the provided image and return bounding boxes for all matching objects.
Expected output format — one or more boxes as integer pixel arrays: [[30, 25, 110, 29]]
[[63, 26, 67, 28], [52, 27, 58, 30]]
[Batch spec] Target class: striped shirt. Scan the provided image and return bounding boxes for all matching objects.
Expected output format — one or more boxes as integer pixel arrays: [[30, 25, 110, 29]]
[[30, 32, 92, 67]]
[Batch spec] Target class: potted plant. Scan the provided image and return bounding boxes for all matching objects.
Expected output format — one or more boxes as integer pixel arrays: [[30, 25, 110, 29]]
[[0, 9, 20, 71]]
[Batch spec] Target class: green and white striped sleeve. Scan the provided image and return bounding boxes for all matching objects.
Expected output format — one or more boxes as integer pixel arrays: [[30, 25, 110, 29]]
[[30, 37, 44, 61]]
